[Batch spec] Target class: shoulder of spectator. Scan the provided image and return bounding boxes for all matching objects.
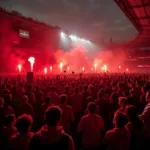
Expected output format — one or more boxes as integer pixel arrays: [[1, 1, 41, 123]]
[[67, 134, 75, 150], [139, 104, 150, 119]]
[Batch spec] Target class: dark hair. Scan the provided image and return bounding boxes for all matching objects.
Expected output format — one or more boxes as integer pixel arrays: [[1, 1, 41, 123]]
[[119, 97, 128, 105], [126, 105, 143, 130], [83, 85, 88, 91], [114, 112, 128, 128], [19, 83, 23, 87], [45, 106, 62, 126], [44, 96, 51, 103], [87, 96, 94, 102], [98, 90, 103, 98], [60, 94, 67, 104], [110, 92, 118, 104], [4, 94, 12, 105], [65, 86, 69, 93], [27, 85, 32, 90], [39, 92, 43, 97], [91, 86, 94, 91], [88, 102, 96, 113], [124, 90, 129, 97], [16, 114, 33, 134], [4, 114, 15, 126], [51, 86, 56, 91], [75, 87, 79, 94]]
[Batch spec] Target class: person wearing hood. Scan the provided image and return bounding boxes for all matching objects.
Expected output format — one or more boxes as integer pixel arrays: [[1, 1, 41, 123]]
[[28, 106, 75, 150], [103, 112, 131, 150]]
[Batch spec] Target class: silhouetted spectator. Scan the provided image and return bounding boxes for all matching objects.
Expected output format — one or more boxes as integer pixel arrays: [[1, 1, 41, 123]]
[[28, 106, 75, 150], [77, 102, 104, 150], [8, 114, 33, 150], [16, 95, 34, 117], [125, 105, 144, 150], [103, 112, 130, 150], [116, 97, 128, 113], [59, 94, 74, 133]]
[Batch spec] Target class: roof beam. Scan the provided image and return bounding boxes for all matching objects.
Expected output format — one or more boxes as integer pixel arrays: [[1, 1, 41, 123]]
[[126, 2, 150, 9], [133, 16, 150, 20], [114, 0, 140, 31], [142, 0, 150, 25]]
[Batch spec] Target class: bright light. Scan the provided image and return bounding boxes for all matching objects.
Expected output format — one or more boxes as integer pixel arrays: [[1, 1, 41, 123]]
[[60, 62, 63, 72], [50, 66, 53, 71], [126, 68, 129, 72], [67, 66, 70, 71], [18, 64, 22, 73], [103, 64, 108, 72], [69, 35, 91, 44], [94, 64, 97, 72], [82, 67, 85, 72], [81, 39, 85, 41], [119, 66, 121, 69], [44, 67, 47, 75], [61, 32, 66, 36], [69, 35, 78, 40], [28, 57, 35, 72]]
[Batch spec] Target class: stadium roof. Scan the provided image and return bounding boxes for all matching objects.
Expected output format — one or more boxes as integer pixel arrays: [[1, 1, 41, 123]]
[[114, 0, 150, 32], [114, 0, 150, 48]]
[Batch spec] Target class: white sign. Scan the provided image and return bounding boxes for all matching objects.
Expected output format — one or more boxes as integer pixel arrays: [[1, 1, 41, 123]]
[[19, 30, 29, 38]]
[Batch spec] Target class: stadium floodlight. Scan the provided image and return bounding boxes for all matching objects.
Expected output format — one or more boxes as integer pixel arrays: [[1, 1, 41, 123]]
[[61, 32, 66, 36], [81, 39, 86, 42], [69, 35, 73, 38], [87, 40, 91, 43], [69, 35, 78, 41]]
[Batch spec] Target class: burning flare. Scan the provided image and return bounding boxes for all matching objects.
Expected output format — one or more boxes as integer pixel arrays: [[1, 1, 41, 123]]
[[28, 57, 35, 72]]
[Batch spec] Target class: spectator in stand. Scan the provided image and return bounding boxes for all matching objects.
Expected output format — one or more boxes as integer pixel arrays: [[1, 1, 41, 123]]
[[128, 89, 137, 106], [89, 86, 97, 99], [103, 112, 131, 150], [2, 114, 17, 149], [34, 86, 41, 101], [110, 92, 119, 114], [35, 91, 43, 111], [8, 114, 33, 150], [81, 85, 90, 112], [95, 90, 110, 130], [49, 86, 60, 105], [40, 96, 53, 124], [140, 85, 147, 113], [84, 96, 100, 115], [16, 95, 34, 118], [26, 85, 36, 107], [117, 83, 124, 97], [16, 83, 25, 105], [0, 97, 5, 144], [28, 106, 75, 150], [59, 94, 74, 134], [139, 91, 150, 146], [3, 94, 14, 116], [70, 87, 83, 116], [116, 97, 128, 113], [77, 102, 104, 150], [125, 105, 144, 150]]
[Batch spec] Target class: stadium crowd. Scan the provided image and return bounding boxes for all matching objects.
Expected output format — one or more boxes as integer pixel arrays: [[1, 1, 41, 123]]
[[0, 73, 150, 150]]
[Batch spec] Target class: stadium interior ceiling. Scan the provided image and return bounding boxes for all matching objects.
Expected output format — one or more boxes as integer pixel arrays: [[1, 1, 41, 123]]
[[114, 0, 150, 70]]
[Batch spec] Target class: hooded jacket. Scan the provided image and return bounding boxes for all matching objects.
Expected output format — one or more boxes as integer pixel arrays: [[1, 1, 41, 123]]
[[28, 125, 74, 150]]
